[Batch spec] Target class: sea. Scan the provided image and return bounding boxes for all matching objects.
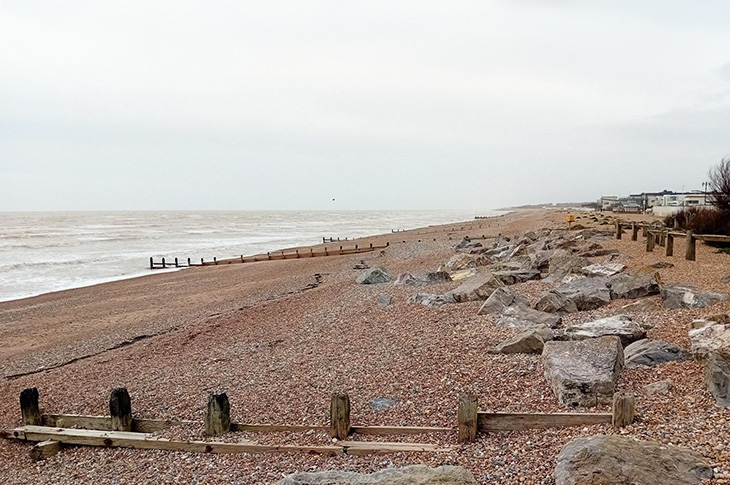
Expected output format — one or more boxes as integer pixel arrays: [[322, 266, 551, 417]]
[[0, 210, 501, 302]]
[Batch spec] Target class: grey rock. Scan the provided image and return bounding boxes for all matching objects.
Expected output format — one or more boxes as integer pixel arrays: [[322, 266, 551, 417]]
[[493, 269, 541, 285], [356, 267, 390, 285], [565, 315, 646, 347], [643, 379, 673, 395], [369, 397, 397, 410], [477, 287, 529, 315], [706, 351, 730, 407], [721, 274, 730, 284], [608, 272, 660, 300], [441, 253, 478, 272], [578, 248, 620, 258], [408, 293, 456, 307], [497, 304, 562, 329], [582, 263, 625, 277], [662, 285, 729, 309], [377, 294, 392, 307], [545, 250, 590, 282], [393, 271, 451, 285], [556, 277, 612, 311], [542, 336, 624, 407], [447, 271, 505, 303], [534, 291, 578, 314], [689, 324, 730, 359], [455, 237, 482, 250], [493, 327, 553, 354], [555, 434, 713, 485], [624, 339, 690, 367], [277, 465, 477, 485]]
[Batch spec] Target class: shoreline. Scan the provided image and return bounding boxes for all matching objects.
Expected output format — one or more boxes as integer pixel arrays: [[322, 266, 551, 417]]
[[0, 214, 506, 306], [6, 207, 726, 483]]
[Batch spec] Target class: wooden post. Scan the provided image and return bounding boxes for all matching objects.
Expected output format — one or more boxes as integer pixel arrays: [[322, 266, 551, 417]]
[[201, 258, 204, 265], [174, 257, 179, 268], [458, 394, 478, 443], [267, 252, 271, 260], [674, 217, 679, 229], [666, 234, 674, 256], [324, 247, 328, 256], [646, 233, 654, 252], [187, 257, 191, 266], [615, 222, 622, 240], [205, 392, 231, 436], [214, 257, 217, 265], [642, 225, 648, 237], [686, 230, 696, 261], [162, 257, 166, 269], [296, 250, 300, 258], [310, 248, 314, 257], [659, 233, 665, 247], [20, 388, 41, 426], [612, 392, 635, 427], [149, 257, 154, 269], [329, 393, 351, 440], [110, 388, 132, 432], [631, 223, 638, 241]]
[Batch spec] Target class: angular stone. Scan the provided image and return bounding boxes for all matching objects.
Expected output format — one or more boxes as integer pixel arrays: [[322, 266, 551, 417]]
[[706, 350, 730, 407], [565, 315, 646, 347], [497, 305, 562, 329], [449, 268, 478, 281], [377, 294, 392, 307], [556, 277, 612, 311], [477, 287, 529, 315], [356, 267, 390, 284], [441, 253, 478, 272], [643, 379, 673, 395], [408, 293, 456, 307], [608, 272, 660, 300], [369, 397, 397, 410], [277, 465, 478, 485], [624, 339, 690, 367], [492, 269, 540, 285], [393, 271, 451, 285], [555, 435, 713, 485], [545, 250, 590, 282], [447, 271, 505, 303], [542, 336, 624, 407], [493, 327, 553, 354], [582, 263, 625, 277], [454, 237, 482, 250], [534, 291, 578, 314], [662, 285, 729, 309], [689, 324, 730, 359]]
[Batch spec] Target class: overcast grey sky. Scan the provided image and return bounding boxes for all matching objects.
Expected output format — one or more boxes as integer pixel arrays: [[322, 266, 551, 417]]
[[1, 1, 729, 211]]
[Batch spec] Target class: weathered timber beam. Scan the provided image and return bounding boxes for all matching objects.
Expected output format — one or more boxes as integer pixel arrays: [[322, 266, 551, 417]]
[[477, 412, 612, 431]]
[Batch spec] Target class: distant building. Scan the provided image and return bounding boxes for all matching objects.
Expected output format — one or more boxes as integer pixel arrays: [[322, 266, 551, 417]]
[[600, 196, 619, 211]]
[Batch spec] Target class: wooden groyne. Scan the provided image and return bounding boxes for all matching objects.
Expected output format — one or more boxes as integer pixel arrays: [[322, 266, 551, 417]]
[[615, 221, 730, 261], [150, 242, 390, 270]]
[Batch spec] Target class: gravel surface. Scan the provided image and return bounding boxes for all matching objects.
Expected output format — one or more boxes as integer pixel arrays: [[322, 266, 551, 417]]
[[1, 209, 729, 484]]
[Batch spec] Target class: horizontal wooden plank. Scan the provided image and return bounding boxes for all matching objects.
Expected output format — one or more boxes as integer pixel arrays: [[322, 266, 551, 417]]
[[694, 234, 730, 242], [10, 426, 343, 455], [477, 412, 612, 431], [339, 440, 454, 455], [351, 426, 454, 436], [231, 423, 329, 433]]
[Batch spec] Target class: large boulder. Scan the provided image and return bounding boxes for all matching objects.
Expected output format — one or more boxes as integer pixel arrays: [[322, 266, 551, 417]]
[[556, 277, 612, 311], [277, 465, 477, 485], [497, 304, 562, 329], [545, 250, 590, 282], [492, 269, 541, 285], [706, 350, 730, 407], [393, 271, 451, 285], [689, 323, 730, 359], [533, 291, 578, 314], [477, 287, 529, 315], [555, 434, 713, 485], [582, 263, 625, 277], [454, 237, 482, 250], [447, 271, 505, 302], [608, 272, 660, 300], [542, 336, 624, 407], [564, 315, 646, 347], [492, 327, 553, 354], [440, 253, 484, 273], [408, 293, 456, 307], [624, 339, 690, 367], [356, 267, 390, 285], [662, 285, 728, 309]]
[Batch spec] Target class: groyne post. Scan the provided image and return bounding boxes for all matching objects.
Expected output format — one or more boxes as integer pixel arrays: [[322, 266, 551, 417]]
[[330, 393, 351, 440], [205, 392, 231, 437], [20, 388, 42, 426], [458, 394, 478, 443], [110, 388, 132, 432], [686, 230, 696, 261]]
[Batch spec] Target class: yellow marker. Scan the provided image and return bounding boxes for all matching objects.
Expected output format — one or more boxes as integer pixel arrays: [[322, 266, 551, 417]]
[[566, 215, 575, 228]]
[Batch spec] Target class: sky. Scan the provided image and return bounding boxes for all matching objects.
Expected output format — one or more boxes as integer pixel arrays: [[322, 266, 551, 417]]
[[1, 0, 729, 211]]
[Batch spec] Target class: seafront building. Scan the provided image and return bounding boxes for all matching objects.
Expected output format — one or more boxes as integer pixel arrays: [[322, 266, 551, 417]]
[[599, 190, 711, 216]]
